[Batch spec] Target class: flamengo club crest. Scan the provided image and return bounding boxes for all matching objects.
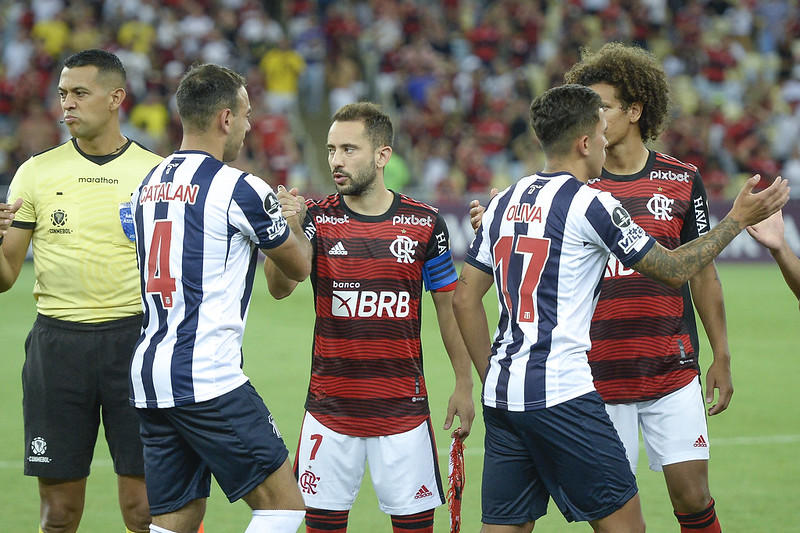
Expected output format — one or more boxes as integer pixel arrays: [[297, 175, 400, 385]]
[[390, 235, 418, 263], [647, 193, 674, 221], [298, 470, 319, 494]]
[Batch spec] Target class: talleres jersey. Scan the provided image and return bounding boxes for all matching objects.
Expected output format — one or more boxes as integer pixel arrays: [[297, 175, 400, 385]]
[[7, 139, 162, 322], [466, 172, 655, 412], [302, 192, 458, 437], [130, 151, 289, 409], [588, 150, 709, 403]]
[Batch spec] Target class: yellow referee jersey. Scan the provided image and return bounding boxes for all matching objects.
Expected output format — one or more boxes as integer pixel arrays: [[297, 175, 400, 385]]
[[8, 139, 162, 323]]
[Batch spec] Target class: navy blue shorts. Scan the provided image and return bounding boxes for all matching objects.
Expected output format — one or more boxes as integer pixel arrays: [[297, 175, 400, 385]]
[[481, 392, 638, 525], [136, 381, 289, 515]]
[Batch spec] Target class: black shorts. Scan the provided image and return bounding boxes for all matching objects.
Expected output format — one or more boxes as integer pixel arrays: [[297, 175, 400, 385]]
[[22, 313, 144, 478], [481, 392, 638, 524], [137, 381, 289, 515]]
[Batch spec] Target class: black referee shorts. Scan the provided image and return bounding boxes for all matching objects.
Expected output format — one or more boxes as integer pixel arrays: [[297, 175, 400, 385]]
[[22, 313, 144, 479]]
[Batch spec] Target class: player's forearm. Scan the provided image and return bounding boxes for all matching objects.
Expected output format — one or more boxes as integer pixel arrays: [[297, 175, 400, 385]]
[[771, 241, 800, 301], [690, 264, 730, 360], [452, 300, 491, 383], [263, 256, 300, 299], [634, 216, 742, 289]]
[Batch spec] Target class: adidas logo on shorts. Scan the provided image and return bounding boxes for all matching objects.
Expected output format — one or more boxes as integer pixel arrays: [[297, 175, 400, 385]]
[[328, 241, 348, 255], [693, 435, 708, 448], [414, 484, 433, 499]]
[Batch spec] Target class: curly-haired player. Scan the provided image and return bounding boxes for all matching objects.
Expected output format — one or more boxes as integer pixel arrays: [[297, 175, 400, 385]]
[[565, 42, 727, 533]]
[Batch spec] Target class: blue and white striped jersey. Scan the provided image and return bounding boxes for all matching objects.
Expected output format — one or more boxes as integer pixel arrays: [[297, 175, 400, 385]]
[[465, 172, 655, 412], [130, 151, 290, 408]]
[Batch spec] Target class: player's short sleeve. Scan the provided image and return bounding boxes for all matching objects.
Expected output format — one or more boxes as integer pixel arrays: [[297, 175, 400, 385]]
[[7, 157, 37, 228], [585, 191, 655, 268], [231, 174, 289, 250], [301, 199, 318, 244], [681, 172, 711, 244], [422, 213, 458, 292], [464, 196, 498, 276]]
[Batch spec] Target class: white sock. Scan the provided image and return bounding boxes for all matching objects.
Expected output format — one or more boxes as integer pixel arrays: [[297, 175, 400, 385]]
[[150, 526, 178, 533], [244, 509, 305, 533]]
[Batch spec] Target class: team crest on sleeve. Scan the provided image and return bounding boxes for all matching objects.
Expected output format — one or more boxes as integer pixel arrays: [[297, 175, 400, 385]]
[[264, 191, 280, 215], [611, 206, 632, 228]]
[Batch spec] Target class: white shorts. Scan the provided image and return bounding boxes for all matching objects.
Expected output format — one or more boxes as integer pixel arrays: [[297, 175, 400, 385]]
[[605, 377, 710, 474], [294, 412, 445, 515]]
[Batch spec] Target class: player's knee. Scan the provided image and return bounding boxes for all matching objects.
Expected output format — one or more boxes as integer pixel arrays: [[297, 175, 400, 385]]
[[40, 502, 83, 532], [120, 500, 151, 533], [671, 489, 713, 515]]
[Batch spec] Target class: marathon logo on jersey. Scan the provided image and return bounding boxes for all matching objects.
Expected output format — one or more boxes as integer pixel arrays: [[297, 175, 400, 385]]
[[649, 169, 690, 183], [264, 191, 280, 215], [611, 206, 632, 228], [694, 196, 709, 235], [78, 176, 119, 185], [617, 224, 647, 254], [392, 213, 432, 227], [138, 182, 200, 205], [27, 436, 51, 464], [48, 209, 72, 235], [331, 283, 411, 318], [315, 213, 350, 225], [647, 193, 674, 221], [504, 203, 542, 224]]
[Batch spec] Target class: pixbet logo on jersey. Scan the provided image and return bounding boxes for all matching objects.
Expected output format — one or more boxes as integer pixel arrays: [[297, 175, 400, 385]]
[[331, 282, 410, 318]]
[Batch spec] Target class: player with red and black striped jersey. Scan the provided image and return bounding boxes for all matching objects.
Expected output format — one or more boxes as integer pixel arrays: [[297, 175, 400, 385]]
[[565, 42, 732, 533], [588, 151, 708, 402], [265, 102, 474, 533]]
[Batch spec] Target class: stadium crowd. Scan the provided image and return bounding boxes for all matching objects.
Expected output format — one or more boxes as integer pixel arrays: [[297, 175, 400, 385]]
[[1, 0, 800, 202]]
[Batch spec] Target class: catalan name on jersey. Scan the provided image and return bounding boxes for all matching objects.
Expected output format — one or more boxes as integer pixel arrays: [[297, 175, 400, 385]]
[[130, 151, 289, 409]]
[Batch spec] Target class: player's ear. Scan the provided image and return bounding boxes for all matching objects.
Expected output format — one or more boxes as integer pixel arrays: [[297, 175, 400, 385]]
[[576, 134, 590, 156], [376, 145, 392, 169], [628, 101, 643, 124], [219, 108, 234, 134]]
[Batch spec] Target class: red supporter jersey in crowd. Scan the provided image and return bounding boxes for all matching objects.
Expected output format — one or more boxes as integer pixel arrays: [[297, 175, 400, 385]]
[[588, 150, 708, 403], [301, 192, 458, 437]]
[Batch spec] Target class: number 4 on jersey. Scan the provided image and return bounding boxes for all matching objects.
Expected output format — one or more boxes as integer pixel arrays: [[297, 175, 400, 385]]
[[146, 220, 177, 307]]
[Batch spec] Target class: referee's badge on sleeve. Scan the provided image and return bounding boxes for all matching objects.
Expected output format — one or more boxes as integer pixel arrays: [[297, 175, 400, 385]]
[[119, 201, 136, 242]]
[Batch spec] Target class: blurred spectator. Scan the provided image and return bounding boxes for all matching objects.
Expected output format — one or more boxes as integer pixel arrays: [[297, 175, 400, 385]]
[[1, 0, 800, 202], [259, 38, 306, 114]]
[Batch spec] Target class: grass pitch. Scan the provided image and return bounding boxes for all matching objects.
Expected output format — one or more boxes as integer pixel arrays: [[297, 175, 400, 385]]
[[0, 261, 797, 532]]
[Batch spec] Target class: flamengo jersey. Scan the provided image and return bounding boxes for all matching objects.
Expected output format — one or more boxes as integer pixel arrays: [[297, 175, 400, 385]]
[[130, 151, 289, 409], [588, 150, 708, 403], [303, 192, 458, 437], [465, 172, 655, 412], [7, 139, 162, 322]]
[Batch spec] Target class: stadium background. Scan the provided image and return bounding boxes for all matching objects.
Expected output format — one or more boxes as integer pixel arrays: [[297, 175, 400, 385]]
[[1, 1, 799, 531]]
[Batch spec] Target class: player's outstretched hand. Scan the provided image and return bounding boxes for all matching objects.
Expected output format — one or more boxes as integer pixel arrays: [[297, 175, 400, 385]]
[[746, 209, 785, 252], [729, 174, 789, 229], [0, 198, 23, 236], [469, 187, 498, 233]]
